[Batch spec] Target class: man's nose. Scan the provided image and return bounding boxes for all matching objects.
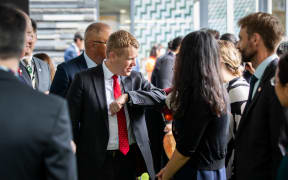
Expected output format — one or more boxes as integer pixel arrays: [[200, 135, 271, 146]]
[[132, 58, 136, 66], [236, 41, 240, 49]]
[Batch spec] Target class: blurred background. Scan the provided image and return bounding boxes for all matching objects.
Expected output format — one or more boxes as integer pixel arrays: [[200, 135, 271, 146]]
[[1, 0, 287, 69]]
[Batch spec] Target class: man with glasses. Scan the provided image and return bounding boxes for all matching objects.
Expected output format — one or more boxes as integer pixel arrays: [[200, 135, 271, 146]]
[[50, 22, 112, 97], [19, 17, 51, 93]]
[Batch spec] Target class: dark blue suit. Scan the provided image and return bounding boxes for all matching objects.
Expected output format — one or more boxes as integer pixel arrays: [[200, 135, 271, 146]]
[[234, 59, 288, 180], [50, 54, 87, 98], [0, 70, 77, 180]]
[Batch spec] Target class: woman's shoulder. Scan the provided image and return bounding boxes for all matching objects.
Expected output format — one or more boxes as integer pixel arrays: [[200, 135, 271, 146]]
[[227, 77, 250, 102]]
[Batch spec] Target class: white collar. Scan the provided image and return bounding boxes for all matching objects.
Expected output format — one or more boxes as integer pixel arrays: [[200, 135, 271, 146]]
[[102, 60, 114, 80], [84, 52, 97, 68], [21, 56, 33, 66]]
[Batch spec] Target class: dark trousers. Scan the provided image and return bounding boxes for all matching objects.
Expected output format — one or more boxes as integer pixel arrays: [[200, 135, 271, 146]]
[[97, 144, 137, 180]]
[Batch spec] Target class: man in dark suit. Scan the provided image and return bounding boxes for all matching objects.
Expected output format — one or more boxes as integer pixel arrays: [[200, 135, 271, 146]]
[[234, 12, 288, 179], [50, 22, 112, 97], [67, 30, 166, 180], [147, 36, 182, 172], [0, 5, 77, 180], [19, 16, 51, 93], [151, 36, 182, 89]]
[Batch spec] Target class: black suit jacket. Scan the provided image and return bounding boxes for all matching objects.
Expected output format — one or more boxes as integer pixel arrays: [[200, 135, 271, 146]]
[[66, 64, 166, 180], [151, 52, 175, 89], [19, 56, 51, 92], [234, 59, 288, 180], [146, 52, 175, 172], [50, 53, 87, 97], [0, 70, 77, 180]]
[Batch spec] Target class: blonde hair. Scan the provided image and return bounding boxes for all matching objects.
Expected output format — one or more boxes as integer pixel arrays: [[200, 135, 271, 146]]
[[218, 40, 243, 77], [106, 30, 139, 57]]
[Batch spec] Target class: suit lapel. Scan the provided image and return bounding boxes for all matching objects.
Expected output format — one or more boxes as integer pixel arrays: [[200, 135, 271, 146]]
[[120, 75, 132, 93], [236, 59, 277, 138], [91, 65, 109, 129], [76, 54, 88, 71], [19, 62, 32, 86], [33, 57, 41, 88]]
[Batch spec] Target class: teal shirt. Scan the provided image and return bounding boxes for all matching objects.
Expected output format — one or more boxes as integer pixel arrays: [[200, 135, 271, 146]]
[[252, 54, 278, 98]]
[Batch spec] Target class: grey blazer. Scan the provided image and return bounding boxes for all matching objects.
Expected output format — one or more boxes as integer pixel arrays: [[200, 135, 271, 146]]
[[19, 56, 51, 92]]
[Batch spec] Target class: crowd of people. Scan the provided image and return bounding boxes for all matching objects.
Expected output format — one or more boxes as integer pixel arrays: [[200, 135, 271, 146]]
[[0, 4, 288, 180]]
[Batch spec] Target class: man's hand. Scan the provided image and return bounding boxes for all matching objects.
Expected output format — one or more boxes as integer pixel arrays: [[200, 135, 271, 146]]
[[164, 124, 172, 134], [109, 94, 129, 115], [156, 166, 171, 180]]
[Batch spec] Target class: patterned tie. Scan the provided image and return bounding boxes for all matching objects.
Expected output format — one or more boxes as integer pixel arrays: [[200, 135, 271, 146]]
[[112, 75, 129, 155]]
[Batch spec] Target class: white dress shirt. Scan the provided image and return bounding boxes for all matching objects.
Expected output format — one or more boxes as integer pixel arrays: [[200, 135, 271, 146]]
[[102, 61, 135, 150]]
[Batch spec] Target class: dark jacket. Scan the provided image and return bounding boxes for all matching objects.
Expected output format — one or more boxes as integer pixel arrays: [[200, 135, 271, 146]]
[[66, 64, 166, 180], [151, 52, 175, 89], [0, 70, 77, 180], [50, 53, 87, 97], [146, 52, 175, 172], [234, 59, 288, 180]]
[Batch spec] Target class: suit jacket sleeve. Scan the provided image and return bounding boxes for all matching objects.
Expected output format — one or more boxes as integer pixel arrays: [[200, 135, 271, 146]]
[[50, 64, 69, 98], [44, 99, 77, 180], [127, 73, 166, 108], [66, 73, 83, 144]]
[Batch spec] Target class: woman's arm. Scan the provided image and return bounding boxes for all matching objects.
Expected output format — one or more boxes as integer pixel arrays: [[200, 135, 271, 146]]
[[157, 148, 190, 180]]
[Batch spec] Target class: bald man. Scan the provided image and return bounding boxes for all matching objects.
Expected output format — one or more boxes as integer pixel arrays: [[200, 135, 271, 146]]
[[50, 22, 112, 97]]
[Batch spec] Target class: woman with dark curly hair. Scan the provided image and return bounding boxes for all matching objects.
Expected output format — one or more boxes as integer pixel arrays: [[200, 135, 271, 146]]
[[157, 31, 229, 180]]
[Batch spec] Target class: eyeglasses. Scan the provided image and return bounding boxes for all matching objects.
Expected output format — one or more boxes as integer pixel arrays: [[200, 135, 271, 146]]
[[270, 76, 276, 86], [93, 41, 107, 45]]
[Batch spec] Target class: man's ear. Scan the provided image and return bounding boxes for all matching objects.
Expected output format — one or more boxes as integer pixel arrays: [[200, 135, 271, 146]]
[[252, 33, 262, 47]]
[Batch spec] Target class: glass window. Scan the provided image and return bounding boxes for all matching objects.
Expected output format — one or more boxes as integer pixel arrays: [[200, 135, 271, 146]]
[[272, 0, 286, 34], [99, 0, 130, 31]]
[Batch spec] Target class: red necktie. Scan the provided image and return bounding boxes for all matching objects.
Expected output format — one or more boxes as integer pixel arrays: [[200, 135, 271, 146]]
[[112, 75, 129, 155]]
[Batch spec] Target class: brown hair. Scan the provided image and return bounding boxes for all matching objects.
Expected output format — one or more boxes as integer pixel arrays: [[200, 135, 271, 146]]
[[34, 53, 55, 81], [218, 40, 242, 77], [238, 12, 284, 52], [106, 30, 139, 57]]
